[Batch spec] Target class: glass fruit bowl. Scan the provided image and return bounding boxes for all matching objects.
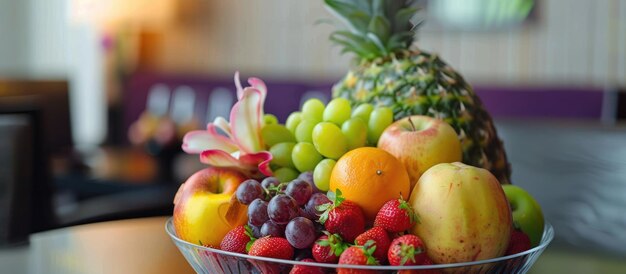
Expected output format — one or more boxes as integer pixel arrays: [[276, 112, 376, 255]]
[[166, 218, 553, 274]]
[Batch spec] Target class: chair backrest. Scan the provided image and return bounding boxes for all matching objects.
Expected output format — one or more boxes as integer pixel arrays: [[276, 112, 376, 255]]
[[123, 73, 332, 140], [0, 114, 34, 246], [0, 80, 73, 154], [0, 80, 69, 239]]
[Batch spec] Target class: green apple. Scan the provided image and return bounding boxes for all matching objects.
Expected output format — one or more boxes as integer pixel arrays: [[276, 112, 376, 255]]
[[502, 184, 545, 247]]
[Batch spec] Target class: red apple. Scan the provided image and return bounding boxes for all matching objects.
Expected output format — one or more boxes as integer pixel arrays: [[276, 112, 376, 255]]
[[173, 167, 249, 247], [377, 115, 461, 188]]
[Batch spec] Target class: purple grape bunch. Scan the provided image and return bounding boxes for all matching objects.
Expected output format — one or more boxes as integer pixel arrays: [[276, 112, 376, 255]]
[[234, 174, 333, 251]]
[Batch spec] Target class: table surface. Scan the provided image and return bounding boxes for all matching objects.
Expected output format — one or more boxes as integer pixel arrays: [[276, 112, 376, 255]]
[[1, 217, 194, 274], [1, 216, 626, 273]]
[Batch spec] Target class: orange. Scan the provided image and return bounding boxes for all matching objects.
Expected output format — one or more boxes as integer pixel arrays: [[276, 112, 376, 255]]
[[329, 147, 411, 222]]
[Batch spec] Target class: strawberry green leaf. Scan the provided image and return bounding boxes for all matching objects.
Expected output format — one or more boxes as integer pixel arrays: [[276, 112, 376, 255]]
[[327, 233, 348, 256], [317, 241, 330, 247], [315, 203, 332, 212], [367, 245, 377, 255], [244, 224, 257, 253], [366, 255, 379, 265], [244, 225, 254, 239], [398, 196, 420, 225], [266, 182, 287, 195], [316, 201, 333, 224], [399, 242, 422, 265], [326, 190, 336, 201], [331, 189, 345, 207], [363, 240, 379, 265], [318, 207, 331, 224], [332, 243, 348, 257], [245, 240, 254, 253], [318, 190, 346, 225]]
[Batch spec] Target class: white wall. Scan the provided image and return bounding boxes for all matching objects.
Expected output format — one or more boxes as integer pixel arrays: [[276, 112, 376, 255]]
[[0, 0, 69, 78], [0, 0, 30, 76], [0, 0, 106, 150], [25, 0, 69, 78]]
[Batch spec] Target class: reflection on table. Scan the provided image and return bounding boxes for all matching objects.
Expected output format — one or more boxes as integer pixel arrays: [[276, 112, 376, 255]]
[[27, 217, 193, 274]]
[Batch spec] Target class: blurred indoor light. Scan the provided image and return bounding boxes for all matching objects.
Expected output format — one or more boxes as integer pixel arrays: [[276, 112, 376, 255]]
[[427, 0, 535, 30], [65, 0, 174, 151], [69, 0, 175, 26]]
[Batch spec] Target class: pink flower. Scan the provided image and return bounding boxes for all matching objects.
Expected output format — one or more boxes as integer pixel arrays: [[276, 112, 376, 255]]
[[182, 72, 272, 179]]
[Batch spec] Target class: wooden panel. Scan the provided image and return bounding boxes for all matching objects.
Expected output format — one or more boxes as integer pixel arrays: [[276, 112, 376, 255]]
[[617, 0, 626, 83], [154, 0, 625, 87], [591, 0, 611, 84]]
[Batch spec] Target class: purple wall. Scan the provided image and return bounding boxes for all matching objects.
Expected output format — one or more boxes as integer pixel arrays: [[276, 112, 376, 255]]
[[476, 87, 604, 120], [124, 72, 606, 136]]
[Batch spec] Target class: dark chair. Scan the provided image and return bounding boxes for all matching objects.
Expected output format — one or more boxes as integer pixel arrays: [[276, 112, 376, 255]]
[[0, 80, 177, 240], [0, 113, 36, 246]]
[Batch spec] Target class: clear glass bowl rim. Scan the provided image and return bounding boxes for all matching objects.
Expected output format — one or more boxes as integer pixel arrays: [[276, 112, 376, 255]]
[[165, 217, 554, 270]]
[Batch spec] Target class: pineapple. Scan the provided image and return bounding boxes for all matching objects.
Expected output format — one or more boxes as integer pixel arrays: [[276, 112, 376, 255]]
[[326, 0, 511, 183]]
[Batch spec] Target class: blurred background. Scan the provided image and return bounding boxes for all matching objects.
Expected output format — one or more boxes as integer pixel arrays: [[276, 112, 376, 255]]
[[0, 0, 625, 273]]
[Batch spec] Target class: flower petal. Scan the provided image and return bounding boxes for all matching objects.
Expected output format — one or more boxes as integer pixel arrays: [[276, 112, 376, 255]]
[[199, 150, 270, 178], [211, 116, 232, 138], [182, 128, 238, 154], [230, 87, 264, 153], [239, 151, 273, 177], [234, 71, 243, 100], [248, 77, 267, 105], [199, 149, 249, 167]]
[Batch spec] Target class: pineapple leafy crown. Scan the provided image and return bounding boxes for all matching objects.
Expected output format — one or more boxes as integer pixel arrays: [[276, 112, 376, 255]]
[[324, 0, 421, 61]]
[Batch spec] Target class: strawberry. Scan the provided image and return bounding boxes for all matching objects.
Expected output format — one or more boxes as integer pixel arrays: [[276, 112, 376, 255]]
[[374, 196, 418, 233], [312, 232, 348, 263], [506, 229, 531, 255], [219, 225, 256, 254], [290, 258, 325, 274], [422, 257, 435, 265], [355, 227, 391, 264], [248, 237, 294, 260], [397, 257, 441, 274], [388, 234, 427, 266], [317, 189, 365, 242], [337, 241, 379, 274]]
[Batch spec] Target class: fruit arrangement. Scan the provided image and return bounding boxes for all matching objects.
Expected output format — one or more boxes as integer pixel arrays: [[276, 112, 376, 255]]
[[168, 63, 549, 274], [327, 0, 511, 184], [170, 1, 551, 273], [264, 97, 394, 191]]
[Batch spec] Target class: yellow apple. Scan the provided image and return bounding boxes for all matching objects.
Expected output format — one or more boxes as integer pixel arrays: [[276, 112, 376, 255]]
[[377, 115, 461, 188], [408, 162, 512, 264], [173, 167, 248, 247]]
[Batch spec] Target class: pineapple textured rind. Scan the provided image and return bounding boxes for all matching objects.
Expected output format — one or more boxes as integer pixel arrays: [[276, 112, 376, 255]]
[[333, 50, 511, 184]]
